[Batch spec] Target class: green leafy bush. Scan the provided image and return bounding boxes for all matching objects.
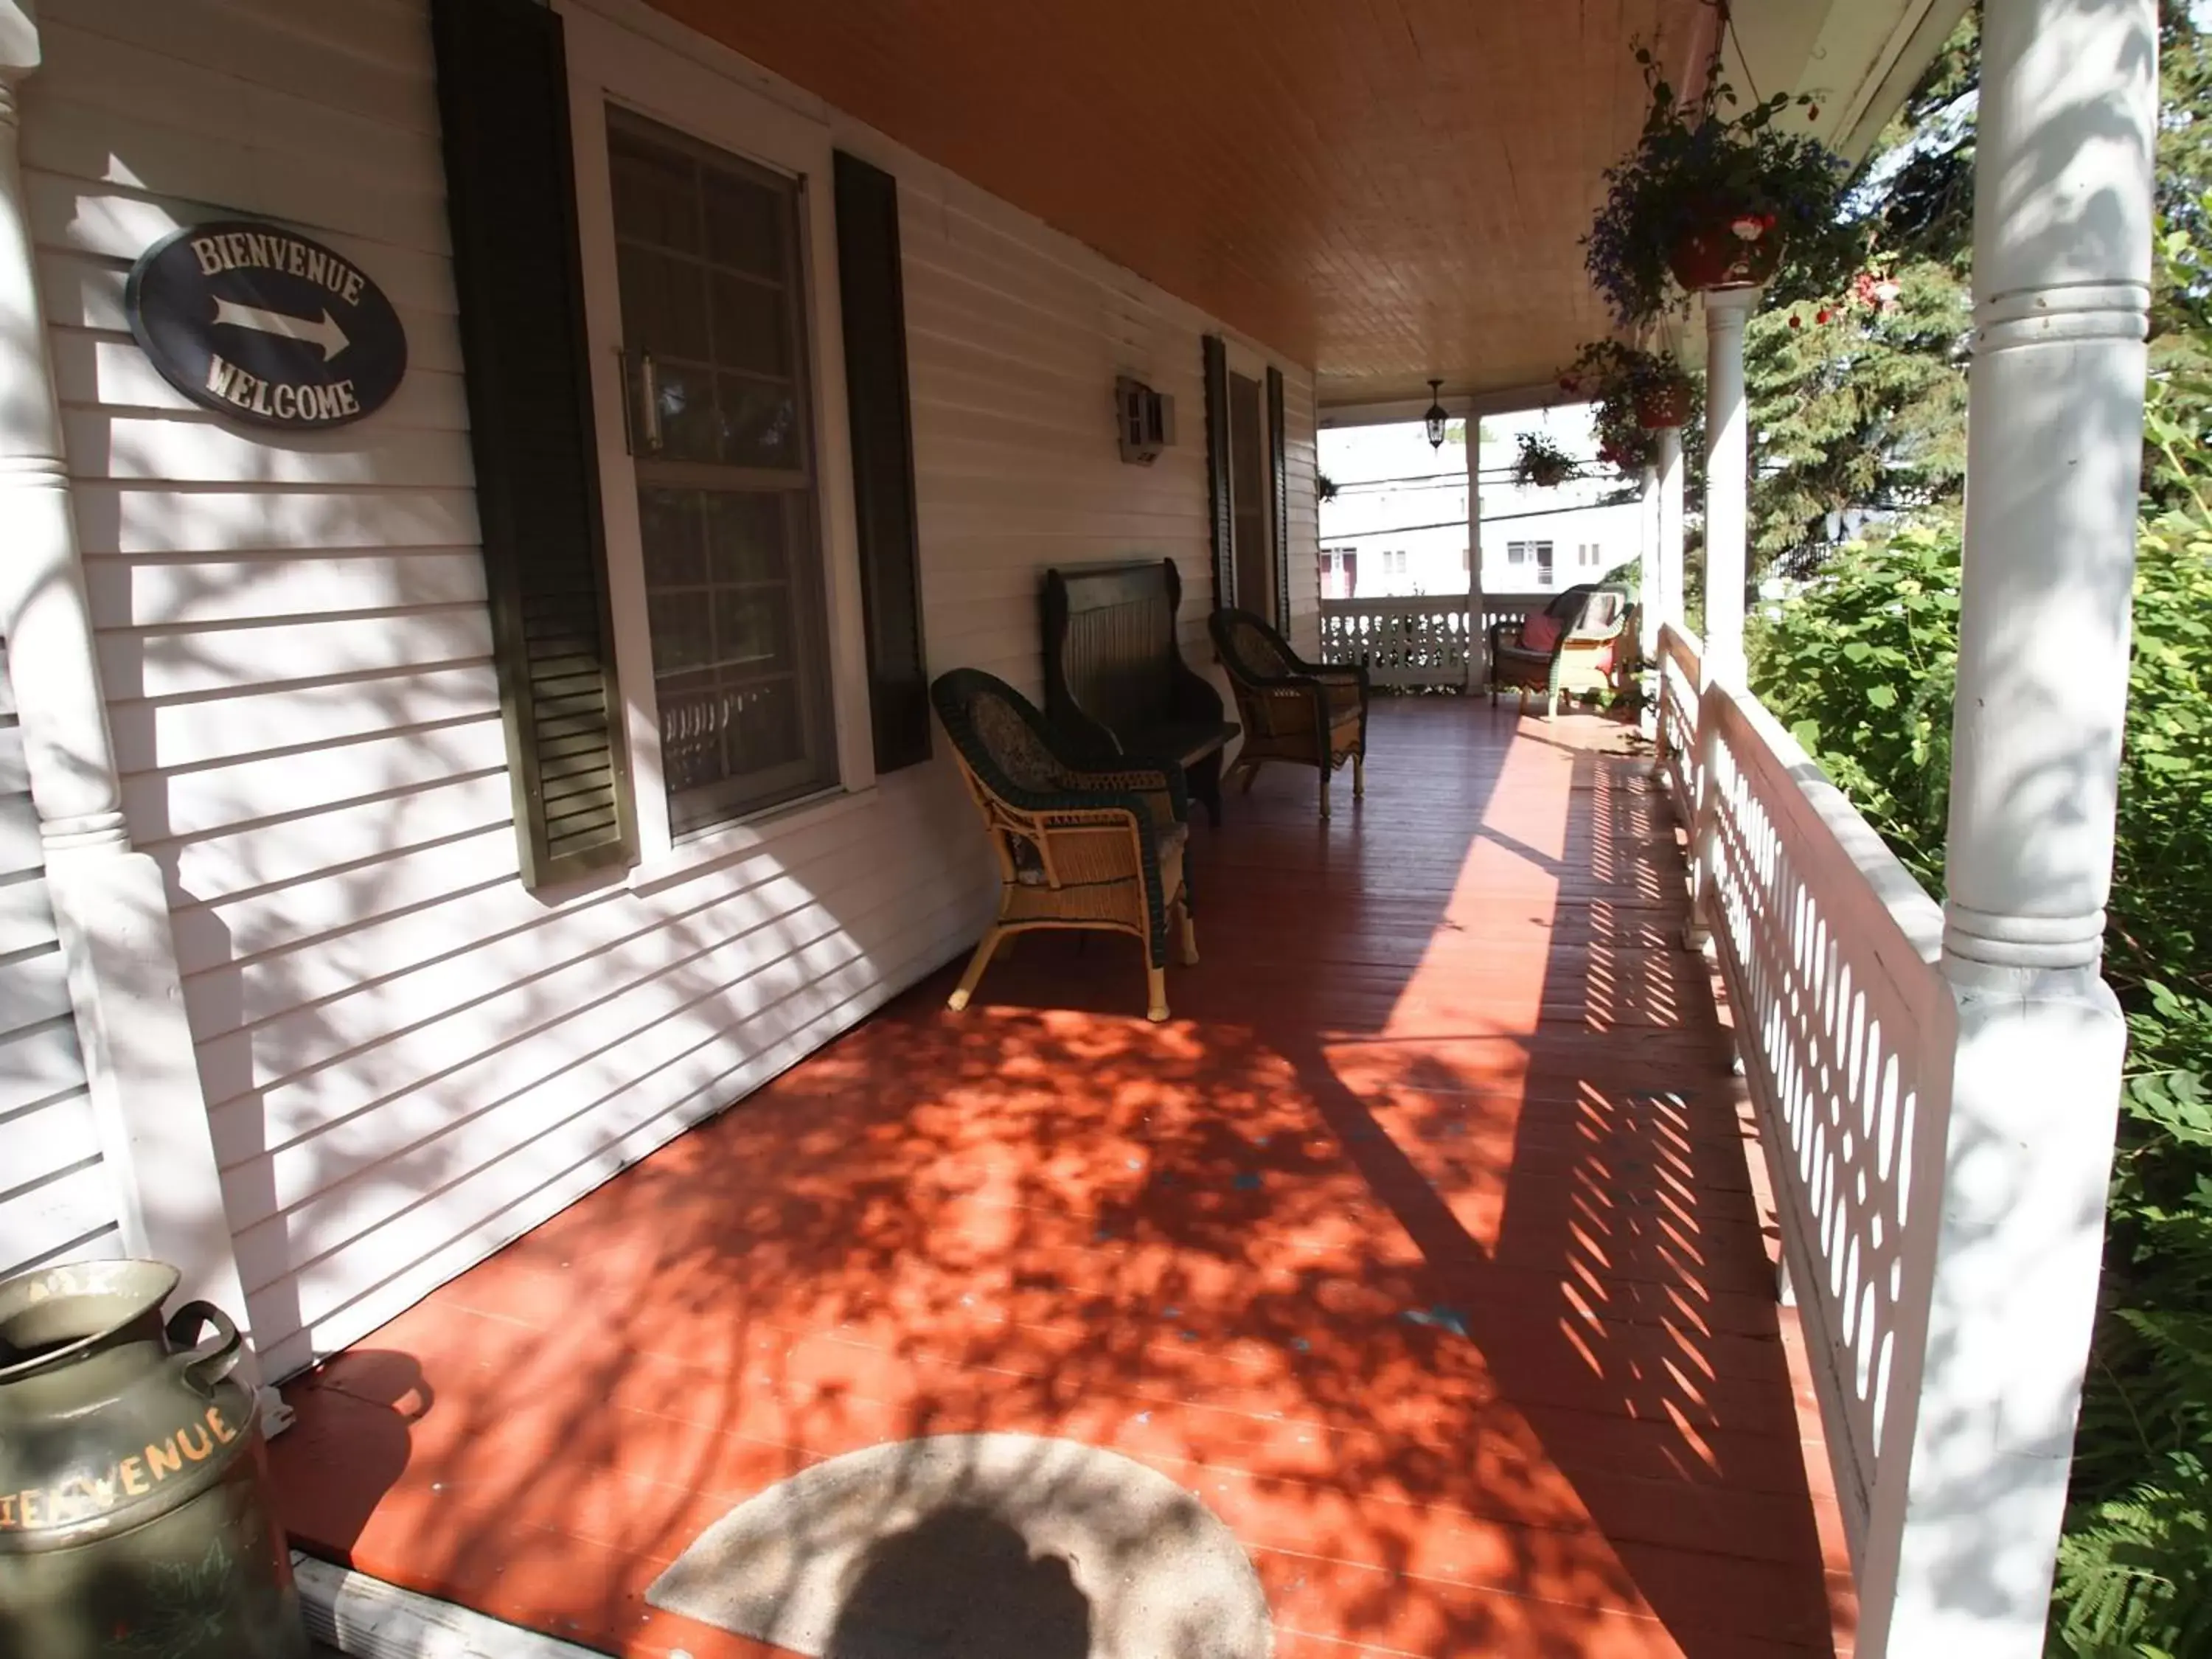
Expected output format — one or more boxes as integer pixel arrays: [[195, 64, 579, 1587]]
[[1747, 524, 1958, 883]]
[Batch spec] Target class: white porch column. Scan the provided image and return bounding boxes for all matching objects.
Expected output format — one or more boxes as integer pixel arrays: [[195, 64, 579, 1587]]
[[0, 10, 251, 1341], [1635, 462, 1660, 737], [1876, 1, 2158, 1653], [1636, 462, 1660, 659], [1464, 413, 1486, 689], [1700, 287, 1758, 684], [1657, 424, 1686, 635]]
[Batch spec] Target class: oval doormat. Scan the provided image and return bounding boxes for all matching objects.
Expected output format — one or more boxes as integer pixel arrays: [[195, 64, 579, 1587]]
[[645, 1432, 1273, 1659]]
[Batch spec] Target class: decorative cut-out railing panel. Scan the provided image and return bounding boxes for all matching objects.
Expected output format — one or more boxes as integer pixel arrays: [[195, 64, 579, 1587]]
[[1655, 622, 1703, 813], [1319, 596, 1542, 689], [1685, 681, 1954, 1610]]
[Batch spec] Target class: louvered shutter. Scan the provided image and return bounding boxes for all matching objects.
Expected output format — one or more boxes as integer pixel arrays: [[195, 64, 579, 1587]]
[[832, 152, 931, 774], [1202, 335, 1234, 611], [431, 0, 636, 888], [1267, 364, 1290, 633]]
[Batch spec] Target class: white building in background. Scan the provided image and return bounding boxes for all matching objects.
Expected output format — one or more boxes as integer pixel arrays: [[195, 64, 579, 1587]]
[[1316, 408, 1643, 602]]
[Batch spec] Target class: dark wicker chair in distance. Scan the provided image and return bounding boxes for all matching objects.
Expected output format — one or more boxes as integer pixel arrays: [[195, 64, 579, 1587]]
[[931, 668, 1198, 1023], [1207, 608, 1370, 820]]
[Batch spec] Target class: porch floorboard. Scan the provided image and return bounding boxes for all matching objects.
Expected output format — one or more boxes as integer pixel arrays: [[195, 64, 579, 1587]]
[[269, 699, 1850, 1658]]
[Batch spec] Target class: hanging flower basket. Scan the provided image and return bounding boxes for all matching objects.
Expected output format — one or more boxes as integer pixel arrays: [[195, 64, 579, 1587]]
[[1511, 431, 1580, 490], [1632, 379, 1694, 429], [1582, 46, 1860, 329], [1562, 338, 1696, 452], [1666, 208, 1786, 293]]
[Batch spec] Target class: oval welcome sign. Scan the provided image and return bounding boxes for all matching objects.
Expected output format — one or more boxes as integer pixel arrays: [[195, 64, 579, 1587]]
[[126, 219, 407, 431]]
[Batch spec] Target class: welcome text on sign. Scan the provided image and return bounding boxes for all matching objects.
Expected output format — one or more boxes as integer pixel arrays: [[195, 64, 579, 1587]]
[[192, 229, 366, 308], [205, 353, 360, 423]]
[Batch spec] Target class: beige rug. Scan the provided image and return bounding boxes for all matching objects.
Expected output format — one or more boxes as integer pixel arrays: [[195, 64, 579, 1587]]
[[646, 1433, 1273, 1659]]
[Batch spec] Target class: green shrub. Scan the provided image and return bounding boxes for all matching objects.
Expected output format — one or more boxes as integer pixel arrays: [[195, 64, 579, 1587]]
[[1747, 524, 1958, 883]]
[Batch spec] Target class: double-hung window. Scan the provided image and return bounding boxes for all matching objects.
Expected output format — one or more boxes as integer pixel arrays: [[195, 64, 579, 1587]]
[[1505, 540, 1557, 584], [608, 108, 838, 838]]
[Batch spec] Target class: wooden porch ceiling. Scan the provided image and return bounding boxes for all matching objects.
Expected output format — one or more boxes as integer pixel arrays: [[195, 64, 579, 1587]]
[[638, 0, 1956, 411]]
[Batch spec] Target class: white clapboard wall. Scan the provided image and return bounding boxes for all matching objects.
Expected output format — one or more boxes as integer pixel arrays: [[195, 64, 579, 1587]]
[[0, 638, 124, 1279], [25, 0, 1318, 1379]]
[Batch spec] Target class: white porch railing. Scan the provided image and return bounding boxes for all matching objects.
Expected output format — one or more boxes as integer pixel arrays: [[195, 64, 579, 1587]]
[[1318, 595, 1543, 689], [1655, 623, 1701, 812], [1654, 622, 1954, 1649]]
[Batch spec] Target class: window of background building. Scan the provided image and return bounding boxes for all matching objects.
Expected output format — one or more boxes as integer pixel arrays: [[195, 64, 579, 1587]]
[[1320, 546, 1357, 599], [1506, 540, 1556, 583]]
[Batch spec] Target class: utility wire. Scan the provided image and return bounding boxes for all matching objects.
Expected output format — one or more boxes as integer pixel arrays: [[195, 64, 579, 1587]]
[[1320, 496, 1646, 539], [1329, 464, 1593, 490]]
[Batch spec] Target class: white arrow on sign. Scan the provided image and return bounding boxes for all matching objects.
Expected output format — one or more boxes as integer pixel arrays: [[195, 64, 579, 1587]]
[[210, 298, 351, 362]]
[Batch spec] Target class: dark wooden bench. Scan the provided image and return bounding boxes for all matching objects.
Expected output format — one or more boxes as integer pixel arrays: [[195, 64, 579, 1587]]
[[1041, 558, 1238, 825]]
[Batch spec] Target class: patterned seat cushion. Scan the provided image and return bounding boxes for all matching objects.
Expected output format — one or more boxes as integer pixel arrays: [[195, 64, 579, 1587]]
[[1225, 618, 1295, 679], [970, 691, 1069, 793]]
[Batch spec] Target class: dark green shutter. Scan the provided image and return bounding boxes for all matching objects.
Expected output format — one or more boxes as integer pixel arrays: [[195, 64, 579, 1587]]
[[1267, 364, 1290, 633], [431, 0, 636, 888], [832, 151, 931, 774], [1202, 334, 1234, 611]]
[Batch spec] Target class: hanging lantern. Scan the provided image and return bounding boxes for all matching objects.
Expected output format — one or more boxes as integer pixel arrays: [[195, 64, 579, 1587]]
[[1422, 379, 1448, 450]]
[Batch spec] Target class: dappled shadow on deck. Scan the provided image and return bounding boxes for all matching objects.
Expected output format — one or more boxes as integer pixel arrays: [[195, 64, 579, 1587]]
[[271, 700, 1849, 1658]]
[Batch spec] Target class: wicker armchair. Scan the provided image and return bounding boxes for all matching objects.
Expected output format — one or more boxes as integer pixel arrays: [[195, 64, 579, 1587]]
[[1207, 608, 1369, 819], [931, 668, 1198, 1023], [1488, 582, 1632, 719]]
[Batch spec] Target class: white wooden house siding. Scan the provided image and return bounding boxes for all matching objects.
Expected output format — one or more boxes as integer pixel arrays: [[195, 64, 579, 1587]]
[[0, 636, 122, 1279], [21, 0, 1315, 1375]]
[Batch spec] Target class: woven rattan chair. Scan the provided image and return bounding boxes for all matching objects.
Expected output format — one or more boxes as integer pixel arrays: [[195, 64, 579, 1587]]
[[1207, 608, 1369, 819], [1488, 582, 1631, 719], [932, 668, 1198, 1023]]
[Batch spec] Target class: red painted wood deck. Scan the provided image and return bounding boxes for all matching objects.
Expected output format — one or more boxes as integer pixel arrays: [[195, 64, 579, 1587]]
[[270, 700, 1850, 1658]]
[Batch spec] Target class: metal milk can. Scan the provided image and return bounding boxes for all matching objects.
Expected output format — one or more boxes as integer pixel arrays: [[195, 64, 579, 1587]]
[[0, 1259, 308, 1658]]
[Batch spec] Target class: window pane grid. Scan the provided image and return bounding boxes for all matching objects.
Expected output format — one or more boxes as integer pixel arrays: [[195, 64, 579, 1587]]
[[613, 107, 835, 838]]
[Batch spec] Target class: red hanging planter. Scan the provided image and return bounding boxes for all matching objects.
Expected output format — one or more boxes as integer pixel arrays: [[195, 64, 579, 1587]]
[[1633, 382, 1693, 429], [1667, 208, 1784, 293]]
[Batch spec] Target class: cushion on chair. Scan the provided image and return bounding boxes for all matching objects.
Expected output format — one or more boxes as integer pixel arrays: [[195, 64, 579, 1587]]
[[1573, 591, 1625, 636], [970, 691, 1066, 793], [1520, 611, 1563, 655], [1222, 613, 1297, 678], [1006, 831, 1048, 885]]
